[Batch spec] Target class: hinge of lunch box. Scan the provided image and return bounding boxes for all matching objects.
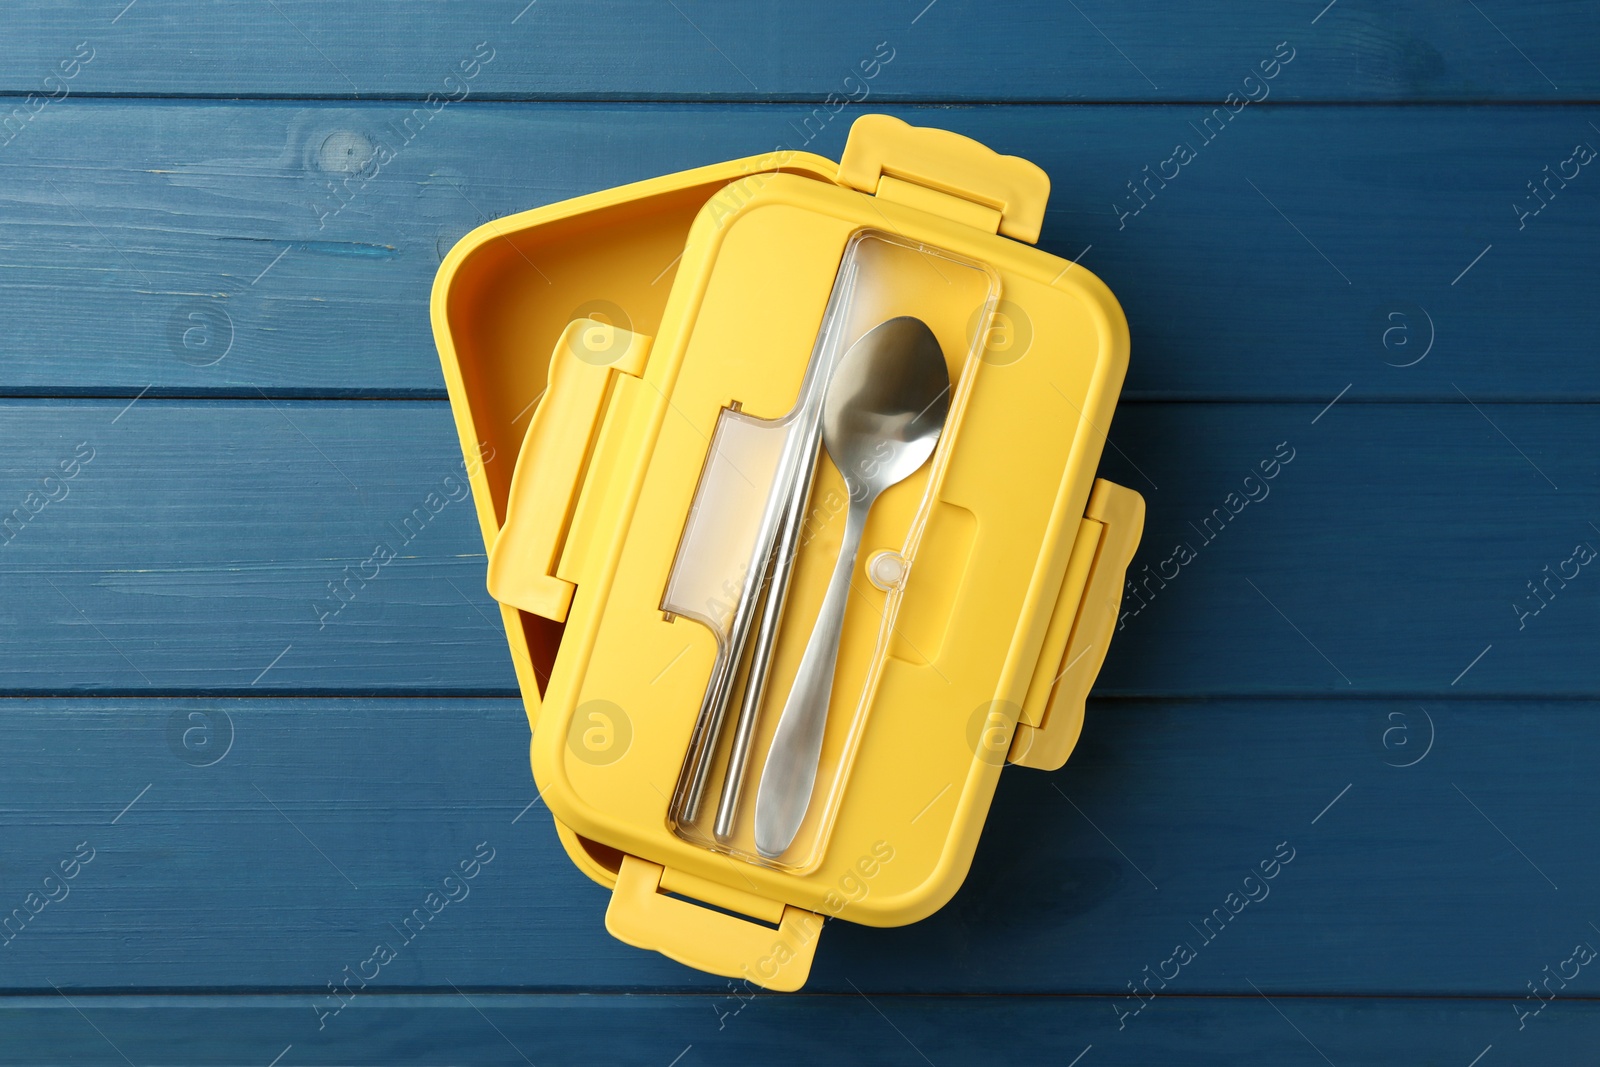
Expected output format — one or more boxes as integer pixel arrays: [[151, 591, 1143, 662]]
[[838, 114, 1050, 243], [486, 319, 653, 624], [1008, 480, 1145, 771]]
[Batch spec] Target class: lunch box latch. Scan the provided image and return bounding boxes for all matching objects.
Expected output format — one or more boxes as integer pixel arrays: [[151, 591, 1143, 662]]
[[486, 318, 654, 624], [1009, 479, 1145, 771], [838, 114, 1050, 243], [605, 854, 822, 991]]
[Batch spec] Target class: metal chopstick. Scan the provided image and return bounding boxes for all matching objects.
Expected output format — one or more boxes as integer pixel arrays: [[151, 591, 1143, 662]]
[[712, 433, 822, 841]]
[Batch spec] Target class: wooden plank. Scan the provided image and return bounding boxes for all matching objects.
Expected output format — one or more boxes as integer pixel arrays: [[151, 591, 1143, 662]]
[[0, 992, 1587, 1066], [1, 103, 1596, 399], [2, 696, 1597, 1000], [1, 399, 1591, 696], [0, 400, 517, 694], [2, 1, 1596, 101], [1095, 400, 1599, 696]]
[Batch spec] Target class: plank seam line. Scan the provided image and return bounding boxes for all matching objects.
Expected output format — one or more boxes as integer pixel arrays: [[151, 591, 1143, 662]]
[[0, 692, 1590, 702], [0, 990, 1592, 1001], [0, 394, 1592, 405], [1, 94, 1598, 106]]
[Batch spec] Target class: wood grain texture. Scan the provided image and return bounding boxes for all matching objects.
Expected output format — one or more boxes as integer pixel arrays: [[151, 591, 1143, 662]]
[[1, 697, 1595, 999], [0, 104, 1596, 398], [0, 992, 1590, 1066], [1095, 401, 1598, 696], [0, 400, 514, 694], [2, 4, 1596, 1055], [1, 1, 1595, 101], [1, 400, 1590, 696]]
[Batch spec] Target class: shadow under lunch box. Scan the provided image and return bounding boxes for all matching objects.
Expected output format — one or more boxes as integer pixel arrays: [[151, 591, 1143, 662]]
[[431, 114, 1145, 991]]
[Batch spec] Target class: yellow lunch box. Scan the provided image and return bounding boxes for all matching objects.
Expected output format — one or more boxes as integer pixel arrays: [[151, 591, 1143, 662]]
[[431, 114, 1144, 991]]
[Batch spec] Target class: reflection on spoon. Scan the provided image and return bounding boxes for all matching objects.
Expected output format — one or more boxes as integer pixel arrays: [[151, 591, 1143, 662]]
[[754, 316, 951, 859]]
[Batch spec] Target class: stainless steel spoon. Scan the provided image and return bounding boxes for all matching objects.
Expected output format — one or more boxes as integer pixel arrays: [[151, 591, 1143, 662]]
[[753, 316, 951, 858]]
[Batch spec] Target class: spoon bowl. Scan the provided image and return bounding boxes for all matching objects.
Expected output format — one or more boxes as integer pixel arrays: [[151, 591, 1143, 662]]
[[823, 317, 951, 502], [754, 316, 950, 858]]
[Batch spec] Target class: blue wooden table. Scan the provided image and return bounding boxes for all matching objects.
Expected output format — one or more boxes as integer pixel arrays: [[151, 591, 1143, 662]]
[[2, 2, 1597, 1063]]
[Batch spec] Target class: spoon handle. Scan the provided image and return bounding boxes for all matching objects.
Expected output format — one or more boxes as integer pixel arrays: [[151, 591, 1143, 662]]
[[754, 496, 871, 858]]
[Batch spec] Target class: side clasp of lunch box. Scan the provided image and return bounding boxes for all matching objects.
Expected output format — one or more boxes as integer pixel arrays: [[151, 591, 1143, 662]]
[[432, 114, 1145, 991]]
